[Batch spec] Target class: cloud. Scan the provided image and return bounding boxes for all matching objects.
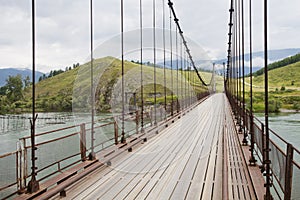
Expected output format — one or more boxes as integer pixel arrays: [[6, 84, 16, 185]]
[[0, 0, 299, 73], [244, 57, 264, 68]]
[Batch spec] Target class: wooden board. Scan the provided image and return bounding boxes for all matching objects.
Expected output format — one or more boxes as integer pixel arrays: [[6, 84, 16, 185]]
[[45, 94, 261, 200]]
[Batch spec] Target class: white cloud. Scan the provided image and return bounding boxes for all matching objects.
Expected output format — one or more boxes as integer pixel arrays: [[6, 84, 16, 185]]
[[0, 0, 299, 73]]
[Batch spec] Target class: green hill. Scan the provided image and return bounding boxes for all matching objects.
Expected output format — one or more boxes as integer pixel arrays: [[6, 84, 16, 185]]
[[253, 53, 300, 77], [244, 61, 300, 112], [15, 56, 214, 113]]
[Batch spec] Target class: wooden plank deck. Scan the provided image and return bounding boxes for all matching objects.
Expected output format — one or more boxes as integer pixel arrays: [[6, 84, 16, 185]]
[[224, 106, 257, 200], [46, 93, 259, 200]]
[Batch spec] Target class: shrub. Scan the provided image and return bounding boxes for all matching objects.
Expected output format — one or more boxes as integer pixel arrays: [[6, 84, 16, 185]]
[[293, 102, 300, 112], [269, 99, 281, 113], [291, 80, 295, 86]]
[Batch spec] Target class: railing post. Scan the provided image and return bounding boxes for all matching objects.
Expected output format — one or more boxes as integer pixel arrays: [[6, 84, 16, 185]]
[[284, 143, 294, 200], [23, 138, 28, 190], [242, 107, 248, 145], [17, 140, 26, 193], [135, 110, 139, 134], [261, 123, 265, 162], [249, 111, 256, 165], [150, 107, 153, 126], [114, 120, 119, 145], [17, 138, 27, 193], [80, 124, 87, 161], [160, 106, 163, 121]]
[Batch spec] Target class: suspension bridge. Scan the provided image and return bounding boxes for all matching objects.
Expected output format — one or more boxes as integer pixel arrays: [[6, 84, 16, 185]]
[[0, 0, 299, 200]]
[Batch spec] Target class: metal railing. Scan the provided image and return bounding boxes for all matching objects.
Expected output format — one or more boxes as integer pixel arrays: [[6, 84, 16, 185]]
[[0, 112, 135, 199], [228, 96, 300, 200], [0, 113, 74, 134], [0, 93, 208, 199]]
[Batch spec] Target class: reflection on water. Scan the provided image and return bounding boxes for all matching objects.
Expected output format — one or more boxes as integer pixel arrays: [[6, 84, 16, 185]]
[[256, 112, 300, 200], [1, 112, 299, 199], [0, 113, 76, 154], [256, 112, 300, 149], [0, 112, 74, 134]]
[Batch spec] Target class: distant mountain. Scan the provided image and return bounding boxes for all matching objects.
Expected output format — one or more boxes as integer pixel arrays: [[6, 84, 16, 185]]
[[158, 48, 300, 75], [0, 68, 44, 87], [213, 48, 300, 75]]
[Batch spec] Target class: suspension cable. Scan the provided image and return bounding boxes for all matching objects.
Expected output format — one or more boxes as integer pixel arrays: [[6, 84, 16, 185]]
[[169, 7, 174, 116], [264, 0, 272, 198], [28, 0, 39, 193], [249, 0, 253, 120], [248, 0, 256, 165], [121, 0, 125, 143], [226, 0, 234, 84], [180, 37, 183, 108], [90, 0, 95, 159], [153, 0, 157, 125], [188, 59, 191, 106], [241, 0, 247, 144], [31, 0, 36, 177], [176, 25, 179, 113], [235, 0, 239, 115], [184, 50, 187, 108], [167, 0, 209, 87], [140, 0, 144, 132], [162, 0, 167, 120], [238, 0, 242, 129]]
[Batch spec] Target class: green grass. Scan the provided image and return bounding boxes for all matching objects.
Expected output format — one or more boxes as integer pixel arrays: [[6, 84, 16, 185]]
[[240, 61, 300, 112], [248, 61, 300, 89], [20, 56, 215, 112]]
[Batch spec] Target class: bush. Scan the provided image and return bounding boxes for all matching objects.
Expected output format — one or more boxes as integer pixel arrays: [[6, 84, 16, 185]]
[[280, 85, 286, 91], [293, 102, 300, 111], [269, 99, 281, 113], [291, 80, 295, 86]]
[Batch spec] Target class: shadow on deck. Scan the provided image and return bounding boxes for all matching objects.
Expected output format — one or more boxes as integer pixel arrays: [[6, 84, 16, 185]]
[[15, 93, 265, 200]]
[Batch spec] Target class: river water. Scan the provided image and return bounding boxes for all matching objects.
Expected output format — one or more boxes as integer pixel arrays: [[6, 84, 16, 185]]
[[256, 112, 300, 200], [0, 112, 299, 199], [256, 112, 300, 154]]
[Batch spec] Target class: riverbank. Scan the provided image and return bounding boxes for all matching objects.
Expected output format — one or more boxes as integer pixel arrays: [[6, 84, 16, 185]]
[[280, 108, 300, 113]]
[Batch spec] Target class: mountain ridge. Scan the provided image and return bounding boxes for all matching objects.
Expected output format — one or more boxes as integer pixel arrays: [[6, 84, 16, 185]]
[[160, 48, 300, 74], [0, 68, 44, 87]]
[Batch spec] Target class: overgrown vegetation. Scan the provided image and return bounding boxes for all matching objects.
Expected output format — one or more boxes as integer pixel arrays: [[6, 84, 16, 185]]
[[38, 63, 79, 82], [0, 75, 31, 114], [1, 57, 213, 114], [253, 53, 300, 76], [244, 58, 300, 112]]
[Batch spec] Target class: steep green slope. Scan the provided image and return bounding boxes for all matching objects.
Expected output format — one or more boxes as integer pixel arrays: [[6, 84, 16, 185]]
[[244, 61, 300, 112], [253, 53, 300, 76], [20, 56, 212, 112], [251, 61, 300, 88]]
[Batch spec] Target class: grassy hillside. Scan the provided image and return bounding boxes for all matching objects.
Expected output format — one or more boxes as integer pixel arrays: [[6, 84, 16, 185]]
[[253, 53, 300, 77], [249, 61, 300, 89], [244, 61, 300, 112], [17, 56, 215, 113]]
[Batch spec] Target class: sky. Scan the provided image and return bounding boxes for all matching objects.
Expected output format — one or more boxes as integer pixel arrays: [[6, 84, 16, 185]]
[[0, 0, 299, 73]]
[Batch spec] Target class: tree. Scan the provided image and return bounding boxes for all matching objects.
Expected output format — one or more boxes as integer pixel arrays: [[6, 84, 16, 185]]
[[48, 70, 53, 78], [6, 74, 24, 101], [23, 75, 31, 88], [0, 85, 8, 95], [0, 95, 10, 114]]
